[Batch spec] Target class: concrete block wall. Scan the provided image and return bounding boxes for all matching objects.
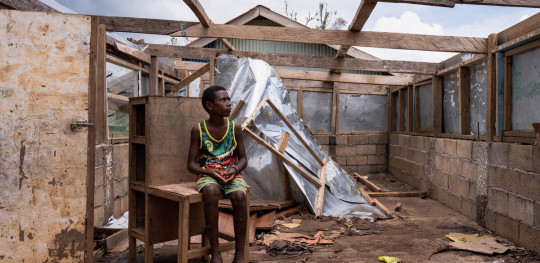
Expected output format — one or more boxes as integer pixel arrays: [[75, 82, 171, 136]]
[[94, 143, 129, 226], [314, 134, 388, 174], [389, 134, 540, 253]]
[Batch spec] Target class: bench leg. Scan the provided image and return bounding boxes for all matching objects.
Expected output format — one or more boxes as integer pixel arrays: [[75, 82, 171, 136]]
[[178, 197, 190, 263], [128, 236, 137, 263], [144, 243, 153, 263]]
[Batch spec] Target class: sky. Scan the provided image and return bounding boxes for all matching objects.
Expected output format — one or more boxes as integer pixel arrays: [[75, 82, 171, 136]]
[[44, 0, 539, 62]]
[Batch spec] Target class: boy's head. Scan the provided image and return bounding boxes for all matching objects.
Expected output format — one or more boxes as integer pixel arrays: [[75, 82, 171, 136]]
[[201, 85, 227, 113]]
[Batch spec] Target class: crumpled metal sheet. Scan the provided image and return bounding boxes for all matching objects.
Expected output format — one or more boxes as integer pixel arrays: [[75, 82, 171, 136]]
[[215, 54, 386, 219]]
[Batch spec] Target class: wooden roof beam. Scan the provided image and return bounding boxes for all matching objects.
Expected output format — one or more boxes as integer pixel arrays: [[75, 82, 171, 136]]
[[332, 0, 378, 73], [174, 24, 487, 53], [378, 0, 455, 7], [453, 0, 540, 8], [182, 0, 235, 50], [145, 44, 442, 75], [274, 68, 413, 86], [100, 16, 198, 35]]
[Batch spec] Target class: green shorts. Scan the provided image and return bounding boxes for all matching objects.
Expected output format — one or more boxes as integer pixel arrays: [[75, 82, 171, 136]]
[[195, 176, 248, 195]]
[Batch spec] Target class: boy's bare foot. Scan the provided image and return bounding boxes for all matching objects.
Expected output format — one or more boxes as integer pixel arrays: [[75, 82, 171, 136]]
[[232, 255, 244, 263], [210, 252, 222, 263]]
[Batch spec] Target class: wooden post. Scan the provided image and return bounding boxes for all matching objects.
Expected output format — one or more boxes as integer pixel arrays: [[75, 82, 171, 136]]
[[414, 85, 421, 131], [278, 132, 290, 153], [178, 198, 190, 263], [387, 89, 392, 132], [158, 77, 165, 96], [315, 158, 328, 217], [149, 56, 159, 96], [86, 16, 99, 263], [408, 86, 414, 132], [486, 33, 498, 142], [331, 84, 338, 134], [398, 89, 405, 132], [298, 89, 304, 118], [432, 76, 443, 136], [459, 66, 470, 135], [96, 24, 107, 143], [503, 56, 512, 132], [209, 56, 215, 86]]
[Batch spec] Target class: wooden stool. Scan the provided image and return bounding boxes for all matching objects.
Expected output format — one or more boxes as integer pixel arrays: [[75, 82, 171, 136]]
[[128, 182, 250, 263]]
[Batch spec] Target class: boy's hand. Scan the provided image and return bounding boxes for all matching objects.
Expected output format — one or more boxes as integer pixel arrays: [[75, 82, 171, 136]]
[[205, 169, 227, 184], [222, 168, 237, 184]]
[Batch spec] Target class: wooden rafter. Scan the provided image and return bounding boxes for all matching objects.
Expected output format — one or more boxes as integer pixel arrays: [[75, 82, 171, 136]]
[[453, 0, 540, 8], [146, 44, 442, 75], [0, 0, 58, 12], [183, 0, 235, 50], [332, 0, 378, 73], [100, 16, 198, 35], [378, 0, 455, 7], [176, 24, 487, 53], [274, 68, 413, 86], [170, 63, 210, 93]]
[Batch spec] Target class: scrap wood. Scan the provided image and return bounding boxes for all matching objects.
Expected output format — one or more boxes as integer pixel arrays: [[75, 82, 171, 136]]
[[354, 172, 383, 192], [368, 191, 426, 197], [260, 231, 334, 246], [218, 199, 296, 211], [275, 206, 300, 219], [394, 202, 402, 212], [255, 211, 276, 230], [358, 187, 376, 206], [374, 199, 394, 218]]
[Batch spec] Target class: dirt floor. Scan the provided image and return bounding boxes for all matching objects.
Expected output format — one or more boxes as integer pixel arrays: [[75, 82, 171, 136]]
[[96, 174, 539, 262]]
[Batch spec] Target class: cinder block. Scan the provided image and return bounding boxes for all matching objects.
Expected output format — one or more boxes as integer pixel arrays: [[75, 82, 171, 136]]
[[457, 140, 473, 159], [534, 203, 540, 229], [314, 135, 330, 145], [518, 223, 540, 254], [488, 143, 509, 167], [468, 182, 477, 202], [349, 134, 369, 145], [462, 161, 478, 182], [112, 144, 129, 164], [534, 147, 540, 174], [368, 134, 388, 144], [336, 135, 348, 145], [94, 186, 104, 208], [434, 138, 445, 154], [507, 194, 534, 225], [335, 156, 347, 166], [389, 134, 399, 145], [347, 155, 367, 165], [95, 166, 104, 187], [94, 206, 105, 227], [485, 210, 519, 243], [462, 198, 477, 220], [402, 135, 411, 148], [508, 144, 534, 172], [112, 160, 129, 181], [368, 155, 387, 165], [357, 165, 379, 174], [489, 167, 519, 194], [448, 174, 459, 194], [439, 156, 452, 174], [356, 145, 377, 155], [487, 188, 508, 215], [376, 145, 387, 155], [450, 158, 463, 176], [517, 173, 540, 203], [336, 146, 356, 156], [444, 139, 457, 156], [434, 170, 449, 189], [113, 179, 128, 198], [456, 177, 470, 199]]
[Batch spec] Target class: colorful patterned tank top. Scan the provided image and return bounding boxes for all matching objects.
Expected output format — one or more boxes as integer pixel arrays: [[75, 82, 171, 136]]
[[197, 119, 241, 180]]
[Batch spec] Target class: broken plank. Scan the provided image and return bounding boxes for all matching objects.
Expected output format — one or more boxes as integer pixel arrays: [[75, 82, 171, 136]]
[[394, 202, 402, 212], [315, 158, 328, 217], [374, 199, 394, 218], [275, 206, 301, 219], [243, 128, 322, 188], [170, 63, 210, 93], [353, 172, 383, 192], [255, 211, 276, 230], [277, 132, 290, 153], [367, 191, 426, 197], [228, 99, 244, 120], [359, 188, 376, 206]]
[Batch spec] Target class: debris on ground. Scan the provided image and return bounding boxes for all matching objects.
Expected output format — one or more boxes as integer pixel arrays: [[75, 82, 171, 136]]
[[378, 255, 401, 262], [446, 233, 508, 255]]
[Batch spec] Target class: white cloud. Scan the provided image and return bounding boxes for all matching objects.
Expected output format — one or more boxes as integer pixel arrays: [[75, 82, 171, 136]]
[[372, 11, 443, 35], [357, 11, 454, 62]]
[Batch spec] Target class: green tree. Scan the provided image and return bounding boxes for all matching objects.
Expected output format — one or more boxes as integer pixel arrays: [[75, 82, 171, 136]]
[[283, 1, 347, 30]]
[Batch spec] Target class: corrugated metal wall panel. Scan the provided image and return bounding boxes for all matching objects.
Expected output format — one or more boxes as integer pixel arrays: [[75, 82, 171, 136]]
[[215, 39, 383, 75]]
